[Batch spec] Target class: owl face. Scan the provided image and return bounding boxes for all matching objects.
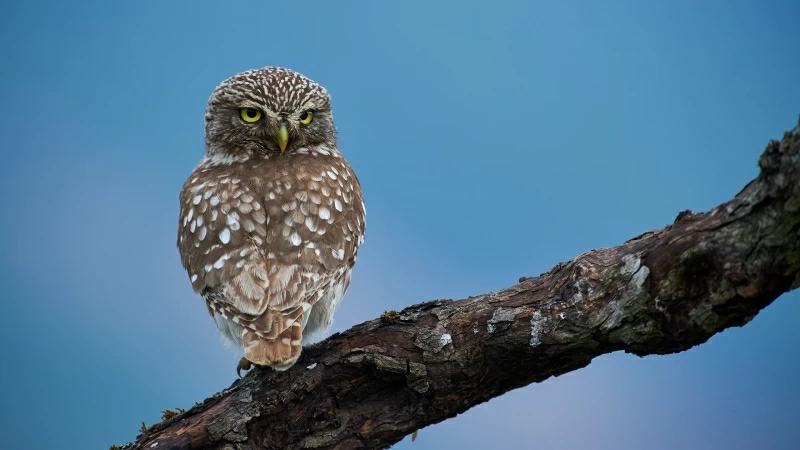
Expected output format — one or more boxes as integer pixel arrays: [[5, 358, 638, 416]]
[[204, 67, 336, 162]]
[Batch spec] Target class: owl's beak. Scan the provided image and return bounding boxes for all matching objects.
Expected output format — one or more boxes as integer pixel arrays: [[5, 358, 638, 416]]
[[276, 122, 289, 153]]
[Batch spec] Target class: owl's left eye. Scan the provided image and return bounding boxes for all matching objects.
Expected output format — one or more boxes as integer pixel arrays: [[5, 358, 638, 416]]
[[299, 110, 313, 124], [239, 108, 262, 123]]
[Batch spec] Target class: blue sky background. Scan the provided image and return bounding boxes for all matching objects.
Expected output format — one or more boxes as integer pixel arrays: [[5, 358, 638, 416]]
[[1, 1, 798, 449]]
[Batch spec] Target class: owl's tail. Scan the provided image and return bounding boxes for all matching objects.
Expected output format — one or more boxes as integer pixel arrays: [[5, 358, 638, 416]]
[[242, 324, 303, 371]]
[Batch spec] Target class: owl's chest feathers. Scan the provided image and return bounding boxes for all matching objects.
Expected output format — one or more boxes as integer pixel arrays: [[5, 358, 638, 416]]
[[179, 152, 366, 282]]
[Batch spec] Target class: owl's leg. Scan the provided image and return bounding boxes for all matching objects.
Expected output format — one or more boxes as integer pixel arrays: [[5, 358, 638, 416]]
[[237, 357, 253, 378]]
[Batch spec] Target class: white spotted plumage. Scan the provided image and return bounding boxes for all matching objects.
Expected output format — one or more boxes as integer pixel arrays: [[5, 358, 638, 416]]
[[177, 67, 365, 372]]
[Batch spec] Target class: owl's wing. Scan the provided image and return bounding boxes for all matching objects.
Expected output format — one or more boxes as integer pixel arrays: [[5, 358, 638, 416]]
[[177, 163, 363, 367]]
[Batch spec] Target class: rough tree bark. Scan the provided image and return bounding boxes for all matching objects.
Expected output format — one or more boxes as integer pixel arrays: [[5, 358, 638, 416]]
[[120, 122, 800, 450]]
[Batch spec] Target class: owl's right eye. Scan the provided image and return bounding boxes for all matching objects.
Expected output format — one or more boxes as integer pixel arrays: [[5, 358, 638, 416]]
[[239, 108, 262, 123]]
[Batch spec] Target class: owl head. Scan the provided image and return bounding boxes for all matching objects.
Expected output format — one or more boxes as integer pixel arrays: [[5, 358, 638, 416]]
[[204, 67, 336, 162]]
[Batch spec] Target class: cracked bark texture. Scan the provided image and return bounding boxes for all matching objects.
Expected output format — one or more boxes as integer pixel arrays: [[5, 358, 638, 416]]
[[122, 123, 800, 450]]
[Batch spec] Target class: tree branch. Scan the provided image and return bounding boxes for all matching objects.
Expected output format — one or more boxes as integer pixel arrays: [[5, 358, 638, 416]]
[[121, 122, 800, 450]]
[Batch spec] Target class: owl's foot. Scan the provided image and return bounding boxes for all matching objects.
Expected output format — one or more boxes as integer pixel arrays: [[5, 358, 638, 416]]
[[237, 357, 254, 378]]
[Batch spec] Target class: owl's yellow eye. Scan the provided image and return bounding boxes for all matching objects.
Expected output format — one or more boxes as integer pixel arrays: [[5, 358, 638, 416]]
[[299, 110, 313, 125], [239, 108, 262, 123]]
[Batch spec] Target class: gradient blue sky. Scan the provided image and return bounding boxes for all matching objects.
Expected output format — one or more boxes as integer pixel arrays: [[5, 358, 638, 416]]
[[1, 1, 798, 449]]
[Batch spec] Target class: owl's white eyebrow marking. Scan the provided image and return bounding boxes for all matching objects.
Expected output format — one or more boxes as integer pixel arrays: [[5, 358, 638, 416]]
[[219, 227, 231, 244]]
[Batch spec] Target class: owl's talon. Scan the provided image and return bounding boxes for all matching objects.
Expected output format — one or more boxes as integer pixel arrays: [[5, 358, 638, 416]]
[[237, 357, 254, 378]]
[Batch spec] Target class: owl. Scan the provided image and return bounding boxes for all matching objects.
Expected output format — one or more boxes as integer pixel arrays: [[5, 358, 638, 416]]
[[177, 67, 366, 375]]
